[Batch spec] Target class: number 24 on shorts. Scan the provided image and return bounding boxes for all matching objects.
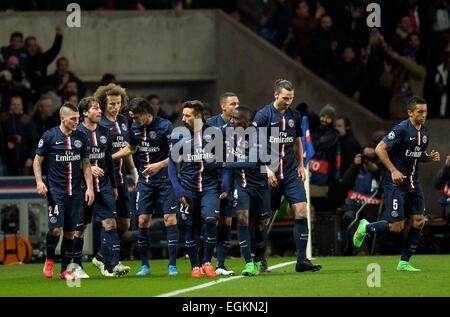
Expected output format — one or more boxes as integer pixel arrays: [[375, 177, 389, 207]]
[[48, 205, 60, 216]]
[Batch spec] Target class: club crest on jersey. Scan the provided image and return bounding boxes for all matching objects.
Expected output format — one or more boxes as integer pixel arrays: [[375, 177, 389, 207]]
[[121, 123, 128, 131], [288, 119, 295, 128], [74, 140, 82, 148], [391, 210, 398, 218], [38, 139, 44, 148], [50, 216, 57, 224], [204, 134, 213, 142], [422, 135, 427, 144], [100, 136, 107, 144], [149, 131, 157, 140], [388, 131, 395, 140]]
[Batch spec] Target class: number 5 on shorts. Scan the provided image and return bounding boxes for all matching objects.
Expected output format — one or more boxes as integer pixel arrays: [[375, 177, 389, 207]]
[[393, 199, 398, 211]]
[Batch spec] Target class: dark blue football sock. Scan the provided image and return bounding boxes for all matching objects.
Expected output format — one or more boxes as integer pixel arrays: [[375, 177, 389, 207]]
[[99, 228, 112, 272], [104, 229, 120, 269], [217, 225, 232, 268], [198, 223, 205, 265], [254, 224, 268, 262], [203, 219, 218, 264], [294, 218, 308, 262], [184, 226, 199, 269], [166, 225, 179, 267], [46, 231, 60, 260], [72, 236, 84, 266], [237, 224, 252, 263], [366, 220, 390, 235], [137, 227, 150, 267], [61, 236, 74, 273], [401, 227, 422, 262]]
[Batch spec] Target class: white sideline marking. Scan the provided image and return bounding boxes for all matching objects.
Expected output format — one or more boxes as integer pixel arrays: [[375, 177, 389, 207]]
[[156, 260, 296, 297]]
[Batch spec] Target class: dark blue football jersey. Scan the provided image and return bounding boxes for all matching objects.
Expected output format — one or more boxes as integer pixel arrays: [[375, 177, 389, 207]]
[[129, 117, 172, 183], [225, 124, 267, 189], [253, 103, 303, 179], [383, 119, 429, 188], [206, 114, 230, 129], [99, 114, 129, 185], [206, 114, 231, 184], [35, 126, 90, 195], [170, 125, 221, 192], [77, 124, 116, 192]]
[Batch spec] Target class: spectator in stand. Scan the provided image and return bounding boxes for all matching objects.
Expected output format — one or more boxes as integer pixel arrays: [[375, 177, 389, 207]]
[[380, 33, 427, 119], [1, 32, 27, 65], [0, 96, 37, 175], [434, 154, 450, 221], [360, 28, 391, 118], [390, 15, 413, 53], [270, 0, 295, 48], [0, 69, 33, 113], [32, 96, 59, 137], [62, 80, 82, 101], [309, 104, 340, 212], [310, 14, 342, 83], [341, 146, 382, 255], [256, 15, 279, 46], [334, 46, 364, 101], [426, 40, 450, 118], [47, 57, 86, 98], [335, 117, 361, 176], [5, 55, 30, 93], [23, 26, 63, 100], [62, 91, 79, 107], [100, 73, 117, 85], [146, 94, 178, 122], [291, 0, 322, 66]]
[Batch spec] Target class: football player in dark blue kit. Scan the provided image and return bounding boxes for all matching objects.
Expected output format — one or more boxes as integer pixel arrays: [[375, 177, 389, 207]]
[[205, 92, 240, 276], [91, 84, 138, 271], [253, 79, 321, 272], [169, 100, 231, 278], [114, 98, 180, 277], [354, 96, 441, 271], [34, 103, 95, 280], [73, 97, 130, 278], [223, 106, 270, 276]]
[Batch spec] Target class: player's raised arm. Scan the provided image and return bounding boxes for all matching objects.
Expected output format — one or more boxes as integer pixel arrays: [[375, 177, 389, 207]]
[[375, 140, 406, 184], [82, 158, 95, 206], [33, 154, 48, 197]]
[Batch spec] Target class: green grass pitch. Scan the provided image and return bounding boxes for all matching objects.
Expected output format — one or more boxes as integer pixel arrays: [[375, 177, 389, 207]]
[[1, 255, 450, 297]]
